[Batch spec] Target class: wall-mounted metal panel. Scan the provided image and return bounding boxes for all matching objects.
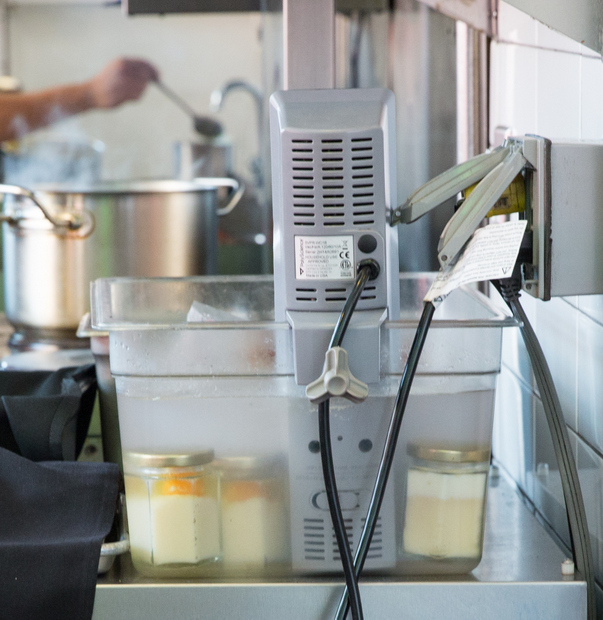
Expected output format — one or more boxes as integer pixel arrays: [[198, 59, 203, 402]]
[[505, 0, 603, 54]]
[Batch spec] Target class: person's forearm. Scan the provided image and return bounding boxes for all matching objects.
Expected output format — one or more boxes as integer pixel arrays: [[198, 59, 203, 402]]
[[0, 81, 95, 142]]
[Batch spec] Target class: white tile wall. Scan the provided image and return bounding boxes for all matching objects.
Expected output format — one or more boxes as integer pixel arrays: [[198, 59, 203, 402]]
[[536, 297, 578, 430], [535, 21, 582, 55], [535, 49, 581, 139], [580, 57, 603, 141], [488, 42, 537, 144], [577, 312, 603, 453], [492, 366, 533, 494], [497, 2, 537, 45], [494, 287, 536, 393], [491, 0, 603, 595], [577, 295, 603, 327], [531, 394, 572, 547]]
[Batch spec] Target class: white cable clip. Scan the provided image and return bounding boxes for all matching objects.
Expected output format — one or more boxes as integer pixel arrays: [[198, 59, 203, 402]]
[[305, 347, 369, 405]]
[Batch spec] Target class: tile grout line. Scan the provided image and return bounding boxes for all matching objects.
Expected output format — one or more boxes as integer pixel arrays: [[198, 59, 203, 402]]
[[497, 38, 601, 61], [534, 25, 539, 137], [568, 425, 603, 464], [579, 50, 583, 140], [574, 296, 580, 445]]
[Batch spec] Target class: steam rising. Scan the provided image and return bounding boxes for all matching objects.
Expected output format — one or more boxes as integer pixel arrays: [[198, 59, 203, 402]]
[[4, 110, 104, 186]]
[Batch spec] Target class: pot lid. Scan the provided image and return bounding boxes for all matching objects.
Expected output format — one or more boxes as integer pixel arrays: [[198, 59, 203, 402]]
[[29, 178, 236, 195]]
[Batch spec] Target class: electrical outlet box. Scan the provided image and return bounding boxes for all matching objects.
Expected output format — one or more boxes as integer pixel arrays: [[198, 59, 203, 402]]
[[519, 135, 603, 300]]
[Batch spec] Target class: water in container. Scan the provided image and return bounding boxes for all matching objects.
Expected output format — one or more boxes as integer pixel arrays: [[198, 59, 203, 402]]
[[91, 274, 513, 579]]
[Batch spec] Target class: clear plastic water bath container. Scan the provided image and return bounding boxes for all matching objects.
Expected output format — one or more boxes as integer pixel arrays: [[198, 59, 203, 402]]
[[91, 274, 514, 578]]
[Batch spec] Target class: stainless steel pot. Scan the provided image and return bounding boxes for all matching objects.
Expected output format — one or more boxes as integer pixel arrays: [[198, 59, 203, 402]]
[[0, 178, 243, 348]]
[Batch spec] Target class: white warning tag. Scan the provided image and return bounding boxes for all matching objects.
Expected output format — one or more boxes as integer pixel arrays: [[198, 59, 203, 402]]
[[425, 220, 528, 303], [295, 235, 355, 280]]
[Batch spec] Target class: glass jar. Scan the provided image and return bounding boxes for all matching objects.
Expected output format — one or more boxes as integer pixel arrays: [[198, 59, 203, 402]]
[[123, 450, 220, 577], [402, 445, 490, 560], [216, 456, 289, 573]]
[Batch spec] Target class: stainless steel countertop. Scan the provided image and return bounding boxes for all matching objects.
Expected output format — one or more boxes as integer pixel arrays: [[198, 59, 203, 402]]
[[93, 473, 586, 619]]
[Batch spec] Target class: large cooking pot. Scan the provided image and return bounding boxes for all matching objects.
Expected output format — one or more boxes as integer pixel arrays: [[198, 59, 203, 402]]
[[0, 178, 243, 348]]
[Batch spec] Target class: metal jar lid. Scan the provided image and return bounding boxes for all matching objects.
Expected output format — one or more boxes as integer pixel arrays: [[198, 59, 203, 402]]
[[123, 450, 214, 470], [214, 455, 284, 477], [407, 444, 490, 463]]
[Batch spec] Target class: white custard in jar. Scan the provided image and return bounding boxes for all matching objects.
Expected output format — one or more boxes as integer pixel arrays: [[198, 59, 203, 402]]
[[149, 477, 220, 565], [123, 450, 219, 576], [403, 469, 487, 558], [218, 457, 289, 569], [402, 445, 490, 560]]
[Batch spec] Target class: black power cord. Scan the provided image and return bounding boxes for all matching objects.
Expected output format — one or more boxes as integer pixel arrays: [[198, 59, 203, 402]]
[[334, 300, 435, 620], [319, 400, 363, 620], [493, 273, 596, 620], [329, 261, 378, 350], [318, 262, 376, 620]]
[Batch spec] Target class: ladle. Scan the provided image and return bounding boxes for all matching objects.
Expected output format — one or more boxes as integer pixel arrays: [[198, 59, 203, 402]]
[[155, 80, 223, 138]]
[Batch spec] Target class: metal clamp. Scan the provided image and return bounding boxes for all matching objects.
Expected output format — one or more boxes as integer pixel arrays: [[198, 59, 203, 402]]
[[305, 347, 369, 405]]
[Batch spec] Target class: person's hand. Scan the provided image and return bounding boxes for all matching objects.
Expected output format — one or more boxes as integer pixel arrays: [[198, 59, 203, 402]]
[[88, 58, 159, 109]]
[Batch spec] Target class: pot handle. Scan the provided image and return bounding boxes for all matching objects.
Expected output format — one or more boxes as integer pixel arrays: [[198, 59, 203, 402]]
[[0, 183, 89, 231], [192, 176, 245, 216]]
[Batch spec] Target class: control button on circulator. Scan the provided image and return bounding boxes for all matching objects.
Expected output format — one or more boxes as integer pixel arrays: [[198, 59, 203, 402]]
[[357, 234, 378, 254]]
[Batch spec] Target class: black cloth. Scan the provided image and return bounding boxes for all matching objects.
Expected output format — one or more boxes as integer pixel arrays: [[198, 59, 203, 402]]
[[0, 364, 97, 461], [0, 448, 120, 620]]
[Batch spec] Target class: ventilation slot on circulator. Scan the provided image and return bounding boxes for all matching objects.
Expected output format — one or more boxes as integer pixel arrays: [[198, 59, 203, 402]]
[[332, 519, 354, 561], [318, 135, 377, 229], [325, 287, 347, 303], [325, 285, 349, 302], [362, 516, 384, 560], [351, 138, 375, 227], [295, 287, 317, 302], [321, 149, 345, 226], [303, 518, 326, 560], [322, 174, 345, 226], [360, 285, 377, 301], [291, 139, 316, 227], [321, 140, 344, 181]]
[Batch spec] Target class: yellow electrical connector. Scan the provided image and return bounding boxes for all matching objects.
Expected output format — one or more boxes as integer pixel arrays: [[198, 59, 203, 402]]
[[464, 173, 526, 217]]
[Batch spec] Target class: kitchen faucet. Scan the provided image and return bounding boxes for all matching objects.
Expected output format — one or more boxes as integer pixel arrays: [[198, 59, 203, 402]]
[[210, 79, 264, 190]]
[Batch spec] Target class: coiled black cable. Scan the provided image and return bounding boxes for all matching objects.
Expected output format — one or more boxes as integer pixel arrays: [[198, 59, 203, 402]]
[[334, 300, 435, 620], [319, 264, 373, 620]]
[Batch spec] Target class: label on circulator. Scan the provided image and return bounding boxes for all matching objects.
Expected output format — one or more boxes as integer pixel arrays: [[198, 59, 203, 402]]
[[294, 235, 355, 280]]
